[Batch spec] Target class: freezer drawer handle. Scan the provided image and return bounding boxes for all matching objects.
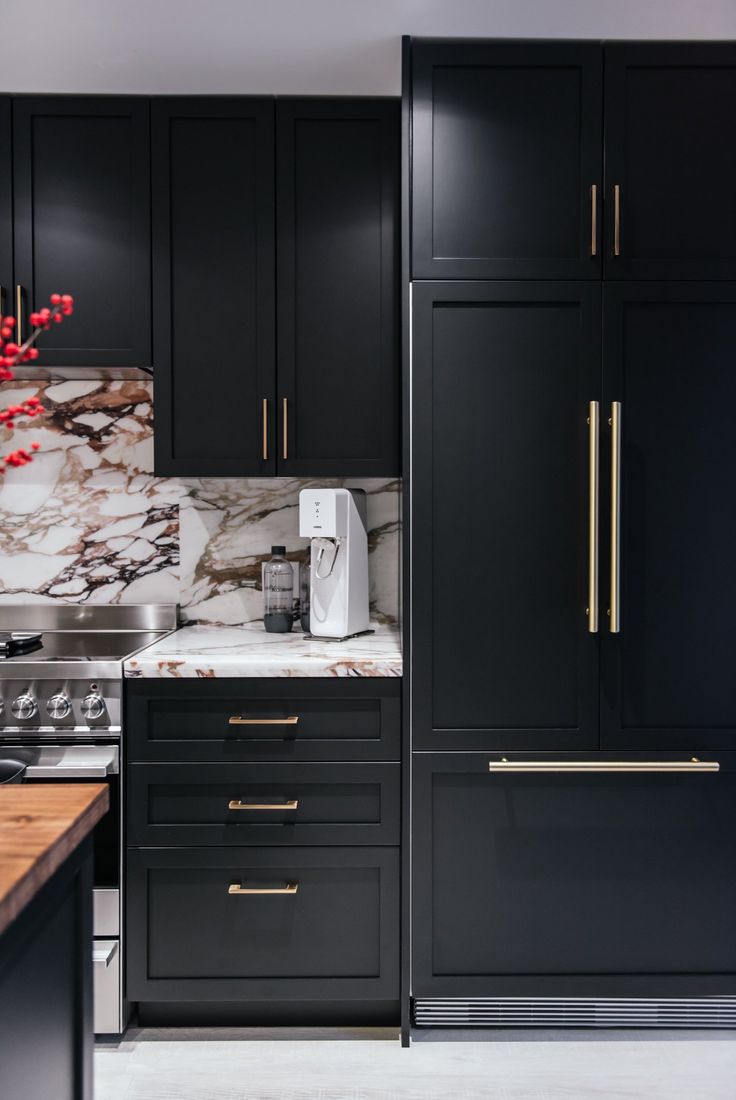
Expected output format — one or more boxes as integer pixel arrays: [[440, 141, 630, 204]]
[[228, 800, 299, 811], [229, 715, 299, 726], [228, 882, 298, 896], [586, 400, 600, 632], [489, 758, 720, 773], [92, 940, 119, 969]]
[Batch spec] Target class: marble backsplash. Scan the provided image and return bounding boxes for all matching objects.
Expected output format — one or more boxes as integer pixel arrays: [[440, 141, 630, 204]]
[[0, 378, 401, 625]]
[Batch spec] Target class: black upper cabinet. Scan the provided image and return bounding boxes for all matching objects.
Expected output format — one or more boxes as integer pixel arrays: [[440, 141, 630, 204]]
[[601, 282, 736, 751], [276, 99, 399, 476], [412, 281, 600, 752], [604, 43, 736, 279], [411, 39, 603, 279], [0, 99, 11, 320], [152, 98, 275, 476], [12, 96, 151, 367]]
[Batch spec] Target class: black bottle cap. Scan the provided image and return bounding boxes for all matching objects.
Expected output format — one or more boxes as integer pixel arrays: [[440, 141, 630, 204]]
[[271, 546, 286, 556]]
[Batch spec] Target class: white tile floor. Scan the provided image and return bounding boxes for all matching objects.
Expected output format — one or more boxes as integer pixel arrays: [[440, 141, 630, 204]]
[[95, 1028, 736, 1099]]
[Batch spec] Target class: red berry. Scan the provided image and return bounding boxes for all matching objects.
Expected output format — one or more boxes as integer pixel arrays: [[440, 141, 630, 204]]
[[50, 293, 61, 305], [3, 317, 13, 329], [31, 442, 40, 450], [27, 348, 39, 360], [61, 294, 73, 304], [1, 327, 11, 339]]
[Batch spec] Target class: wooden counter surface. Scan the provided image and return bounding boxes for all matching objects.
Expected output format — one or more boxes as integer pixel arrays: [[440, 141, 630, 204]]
[[0, 784, 109, 937]]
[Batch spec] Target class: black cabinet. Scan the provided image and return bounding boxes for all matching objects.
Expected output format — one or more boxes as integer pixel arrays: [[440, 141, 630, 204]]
[[411, 281, 600, 752], [152, 98, 275, 476], [154, 96, 400, 477], [600, 283, 736, 751], [413, 752, 736, 1004], [12, 96, 151, 367], [0, 98, 11, 316], [410, 40, 603, 279], [276, 99, 399, 476], [604, 43, 736, 279]]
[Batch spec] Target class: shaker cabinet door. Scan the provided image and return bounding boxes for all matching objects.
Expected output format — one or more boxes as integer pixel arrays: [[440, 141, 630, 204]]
[[604, 42, 736, 279], [0, 98, 11, 317], [152, 98, 275, 476], [12, 96, 151, 367], [411, 282, 600, 751], [600, 283, 736, 751], [411, 40, 603, 279], [276, 99, 399, 476]]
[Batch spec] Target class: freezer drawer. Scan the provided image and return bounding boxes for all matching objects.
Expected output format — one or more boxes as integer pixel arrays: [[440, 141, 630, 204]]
[[413, 752, 736, 999]]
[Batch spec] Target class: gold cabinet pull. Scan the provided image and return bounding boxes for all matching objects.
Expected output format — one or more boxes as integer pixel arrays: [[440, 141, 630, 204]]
[[282, 397, 288, 461], [229, 715, 299, 726], [613, 184, 621, 257], [587, 400, 600, 633], [609, 401, 622, 633], [262, 398, 268, 461], [489, 758, 720, 774], [15, 284, 23, 344], [228, 882, 298, 896], [590, 184, 598, 257], [228, 800, 298, 811]]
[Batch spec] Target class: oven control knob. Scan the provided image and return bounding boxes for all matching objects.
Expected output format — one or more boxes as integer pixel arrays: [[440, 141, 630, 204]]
[[81, 692, 105, 721], [47, 692, 72, 720], [11, 693, 37, 720]]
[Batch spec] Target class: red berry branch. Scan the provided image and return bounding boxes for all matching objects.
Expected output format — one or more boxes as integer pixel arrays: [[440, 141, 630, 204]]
[[0, 293, 75, 469]]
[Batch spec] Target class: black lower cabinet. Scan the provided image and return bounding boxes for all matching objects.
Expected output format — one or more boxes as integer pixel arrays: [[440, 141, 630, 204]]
[[0, 840, 93, 1100], [127, 846, 399, 1024], [413, 752, 736, 1001]]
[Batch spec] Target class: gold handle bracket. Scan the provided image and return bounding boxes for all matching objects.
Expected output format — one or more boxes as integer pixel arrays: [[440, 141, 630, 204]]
[[613, 184, 621, 257], [282, 397, 288, 461], [587, 401, 600, 632], [228, 883, 298, 896], [262, 398, 269, 461], [609, 401, 622, 633], [228, 800, 299, 811], [229, 715, 299, 726], [15, 285, 23, 344], [489, 758, 720, 774]]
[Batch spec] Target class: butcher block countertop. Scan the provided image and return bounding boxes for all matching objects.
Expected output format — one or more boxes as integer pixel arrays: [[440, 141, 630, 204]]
[[0, 784, 109, 937]]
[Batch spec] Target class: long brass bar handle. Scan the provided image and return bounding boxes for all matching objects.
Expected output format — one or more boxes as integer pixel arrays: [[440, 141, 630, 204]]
[[228, 883, 298, 896], [282, 397, 288, 461], [262, 398, 268, 461], [587, 401, 600, 633], [15, 284, 23, 344], [489, 758, 719, 773], [229, 715, 299, 726], [609, 401, 622, 633], [613, 184, 621, 257], [228, 800, 299, 811], [590, 184, 598, 257]]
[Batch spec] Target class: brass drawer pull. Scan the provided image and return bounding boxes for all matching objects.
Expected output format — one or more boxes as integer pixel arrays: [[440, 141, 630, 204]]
[[228, 800, 299, 811], [229, 715, 299, 726], [613, 183, 621, 257], [586, 400, 600, 633], [489, 758, 719, 774], [16, 284, 23, 344], [228, 882, 298, 896], [262, 397, 269, 461], [590, 183, 598, 257], [609, 401, 622, 633]]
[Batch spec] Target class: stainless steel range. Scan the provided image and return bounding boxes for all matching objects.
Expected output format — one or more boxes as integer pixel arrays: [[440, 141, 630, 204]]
[[0, 604, 177, 1035]]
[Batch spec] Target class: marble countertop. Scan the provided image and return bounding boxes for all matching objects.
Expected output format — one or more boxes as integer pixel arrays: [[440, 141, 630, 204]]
[[0, 784, 109, 936], [124, 623, 402, 678]]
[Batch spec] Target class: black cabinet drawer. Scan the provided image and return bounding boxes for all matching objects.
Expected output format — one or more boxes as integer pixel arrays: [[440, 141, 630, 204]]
[[413, 751, 736, 999], [128, 762, 400, 846], [127, 846, 399, 1002], [127, 679, 400, 762]]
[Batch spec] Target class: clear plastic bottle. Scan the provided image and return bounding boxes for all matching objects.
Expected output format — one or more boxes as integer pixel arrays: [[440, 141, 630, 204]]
[[262, 546, 294, 633]]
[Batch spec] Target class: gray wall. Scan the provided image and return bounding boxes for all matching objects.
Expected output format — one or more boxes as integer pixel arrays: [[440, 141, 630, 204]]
[[2, 0, 736, 95]]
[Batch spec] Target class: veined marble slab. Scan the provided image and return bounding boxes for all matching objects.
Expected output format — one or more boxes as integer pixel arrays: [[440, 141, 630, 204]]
[[124, 623, 402, 678]]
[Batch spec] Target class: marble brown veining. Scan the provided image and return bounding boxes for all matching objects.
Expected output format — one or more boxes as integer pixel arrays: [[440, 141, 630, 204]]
[[0, 379, 181, 605], [0, 379, 401, 625]]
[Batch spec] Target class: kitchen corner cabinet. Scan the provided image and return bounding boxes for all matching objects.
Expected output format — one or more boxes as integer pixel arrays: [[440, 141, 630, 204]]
[[12, 96, 152, 367], [154, 97, 400, 478], [0, 98, 11, 316], [152, 98, 276, 476]]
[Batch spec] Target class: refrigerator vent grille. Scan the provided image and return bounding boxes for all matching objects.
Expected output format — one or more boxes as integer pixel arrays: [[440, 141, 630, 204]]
[[413, 998, 736, 1029]]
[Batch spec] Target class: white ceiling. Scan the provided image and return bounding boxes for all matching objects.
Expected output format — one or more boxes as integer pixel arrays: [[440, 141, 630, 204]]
[[3, 0, 736, 95]]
